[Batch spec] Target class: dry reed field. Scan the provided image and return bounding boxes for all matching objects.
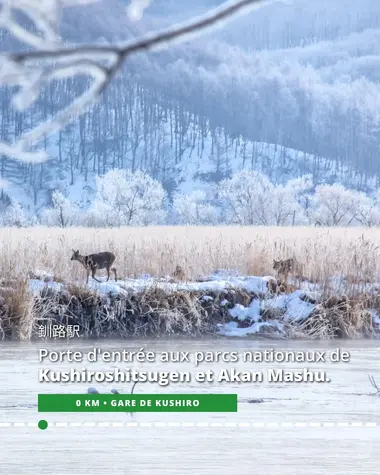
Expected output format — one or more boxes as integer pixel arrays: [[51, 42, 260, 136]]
[[0, 226, 379, 341], [0, 225, 378, 286]]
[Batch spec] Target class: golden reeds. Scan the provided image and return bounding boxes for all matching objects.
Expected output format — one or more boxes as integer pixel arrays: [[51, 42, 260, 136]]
[[0, 226, 377, 286]]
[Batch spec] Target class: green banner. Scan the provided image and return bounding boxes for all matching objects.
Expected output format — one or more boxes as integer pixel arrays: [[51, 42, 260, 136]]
[[38, 394, 238, 412]]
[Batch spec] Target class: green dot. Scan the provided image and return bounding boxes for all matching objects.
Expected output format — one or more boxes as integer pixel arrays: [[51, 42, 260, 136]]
[[38, 420, 48, 430]]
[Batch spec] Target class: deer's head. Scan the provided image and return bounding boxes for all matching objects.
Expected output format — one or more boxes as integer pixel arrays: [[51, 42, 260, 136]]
[[273, 259, 281, 270], [71, 249, 80, 261]]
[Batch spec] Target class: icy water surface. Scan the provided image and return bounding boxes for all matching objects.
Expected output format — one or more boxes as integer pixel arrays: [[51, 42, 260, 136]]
[[0, 339, 379, 474]]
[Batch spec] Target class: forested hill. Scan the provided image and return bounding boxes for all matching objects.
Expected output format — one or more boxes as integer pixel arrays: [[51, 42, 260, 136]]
[[1, 0, 380, 213]]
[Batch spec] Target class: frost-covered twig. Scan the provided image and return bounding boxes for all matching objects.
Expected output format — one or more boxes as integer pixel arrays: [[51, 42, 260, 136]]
[[0, 0, 279, 164], [368, 375, 380, 396]]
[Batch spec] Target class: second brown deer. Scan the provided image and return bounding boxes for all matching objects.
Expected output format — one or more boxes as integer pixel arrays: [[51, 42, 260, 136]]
[[172, 265, 186, 281], [273, 258, 294, 285], [71, 250, 117, 284]]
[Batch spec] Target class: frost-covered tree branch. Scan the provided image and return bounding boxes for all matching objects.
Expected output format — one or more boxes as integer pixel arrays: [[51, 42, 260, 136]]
[[0, 0, 281, 164]]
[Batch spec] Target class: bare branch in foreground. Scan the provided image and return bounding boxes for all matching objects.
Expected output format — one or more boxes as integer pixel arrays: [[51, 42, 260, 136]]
[[12, 0, 280, 63], [0, 0, 282, 164], [368, 375, 380, 395]]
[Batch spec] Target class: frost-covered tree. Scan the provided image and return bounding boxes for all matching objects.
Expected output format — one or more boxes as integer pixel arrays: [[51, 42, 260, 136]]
[[270, 184, 307, 226], [355, 190, 380, 227], [218, 170, 311, 226], [309, 184, 361, 226], [2, 200, 30, 227], [218, 170, 274, 225], [42, 190, 81, 227], [283, 174, 314, 224], [172, 190, 218, 225], [89, 169, 167, 226], [287, 175, 314, 203]]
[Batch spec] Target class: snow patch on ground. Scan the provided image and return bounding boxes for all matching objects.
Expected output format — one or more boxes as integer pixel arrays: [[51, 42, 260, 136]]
[[283, 296, 315, 322], [368, 309, 380, 328], [32, 269, 55, 281], [229, 299, 261, 322], [82, 274, 269, 296], [29, 279, 63, 294], [201, 295, 214, 302], [27, 272, 270, 297], [260, 290, 315, 322], [216, 320, 285, 338], [216, 290, 315, 337]]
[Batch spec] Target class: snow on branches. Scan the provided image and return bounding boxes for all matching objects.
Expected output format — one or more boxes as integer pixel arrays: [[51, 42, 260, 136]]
[[88, 169, 167, 226], [0, 0, 276, 164]]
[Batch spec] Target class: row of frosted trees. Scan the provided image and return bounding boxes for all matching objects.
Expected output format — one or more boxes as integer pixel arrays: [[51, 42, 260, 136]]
[[4, 169, 380, 228]]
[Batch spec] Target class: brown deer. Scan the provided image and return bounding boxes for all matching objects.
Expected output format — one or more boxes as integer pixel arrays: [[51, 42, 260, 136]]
[[172, 265, 186, 281], [273, 258, 294, 285], [71, 250, 117, 284]]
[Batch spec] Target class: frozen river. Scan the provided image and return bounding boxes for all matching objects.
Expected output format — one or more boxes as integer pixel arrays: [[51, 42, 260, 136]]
[[0, 339, 379, 474]]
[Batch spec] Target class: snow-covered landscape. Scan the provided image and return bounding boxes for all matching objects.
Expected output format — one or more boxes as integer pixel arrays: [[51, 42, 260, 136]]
[[0, 0, 379, 341], [1, 4, 380, 474], [1, 0, 380, 228]]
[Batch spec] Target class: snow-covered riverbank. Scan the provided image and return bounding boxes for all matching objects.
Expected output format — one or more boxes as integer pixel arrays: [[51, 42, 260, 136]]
[[13, 269, 378, 341]]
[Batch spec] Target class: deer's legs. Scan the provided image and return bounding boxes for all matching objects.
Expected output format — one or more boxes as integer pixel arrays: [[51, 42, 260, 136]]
[[112, 267, 117, 282], [106, 268, 110, 282], [91, 268, 102, 283]]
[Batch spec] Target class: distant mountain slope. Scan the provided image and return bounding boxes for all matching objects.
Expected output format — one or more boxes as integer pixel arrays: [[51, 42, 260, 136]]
[[0, 0, 380, 214], [5, 133, 377, 214]]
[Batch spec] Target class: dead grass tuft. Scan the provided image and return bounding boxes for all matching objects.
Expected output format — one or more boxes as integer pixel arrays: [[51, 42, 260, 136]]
[[0, 278, 35, 340], [304, 296, 377, 339], [0, 279, 378, 340]]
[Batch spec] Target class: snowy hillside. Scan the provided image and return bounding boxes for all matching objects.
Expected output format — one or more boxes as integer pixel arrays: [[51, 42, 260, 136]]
[[3, 134, 378, 217], [1, 0, 380, 216]]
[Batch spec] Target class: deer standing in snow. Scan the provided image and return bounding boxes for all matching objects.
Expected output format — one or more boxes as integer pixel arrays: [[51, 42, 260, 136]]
[[70, 250, 117, 284]]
